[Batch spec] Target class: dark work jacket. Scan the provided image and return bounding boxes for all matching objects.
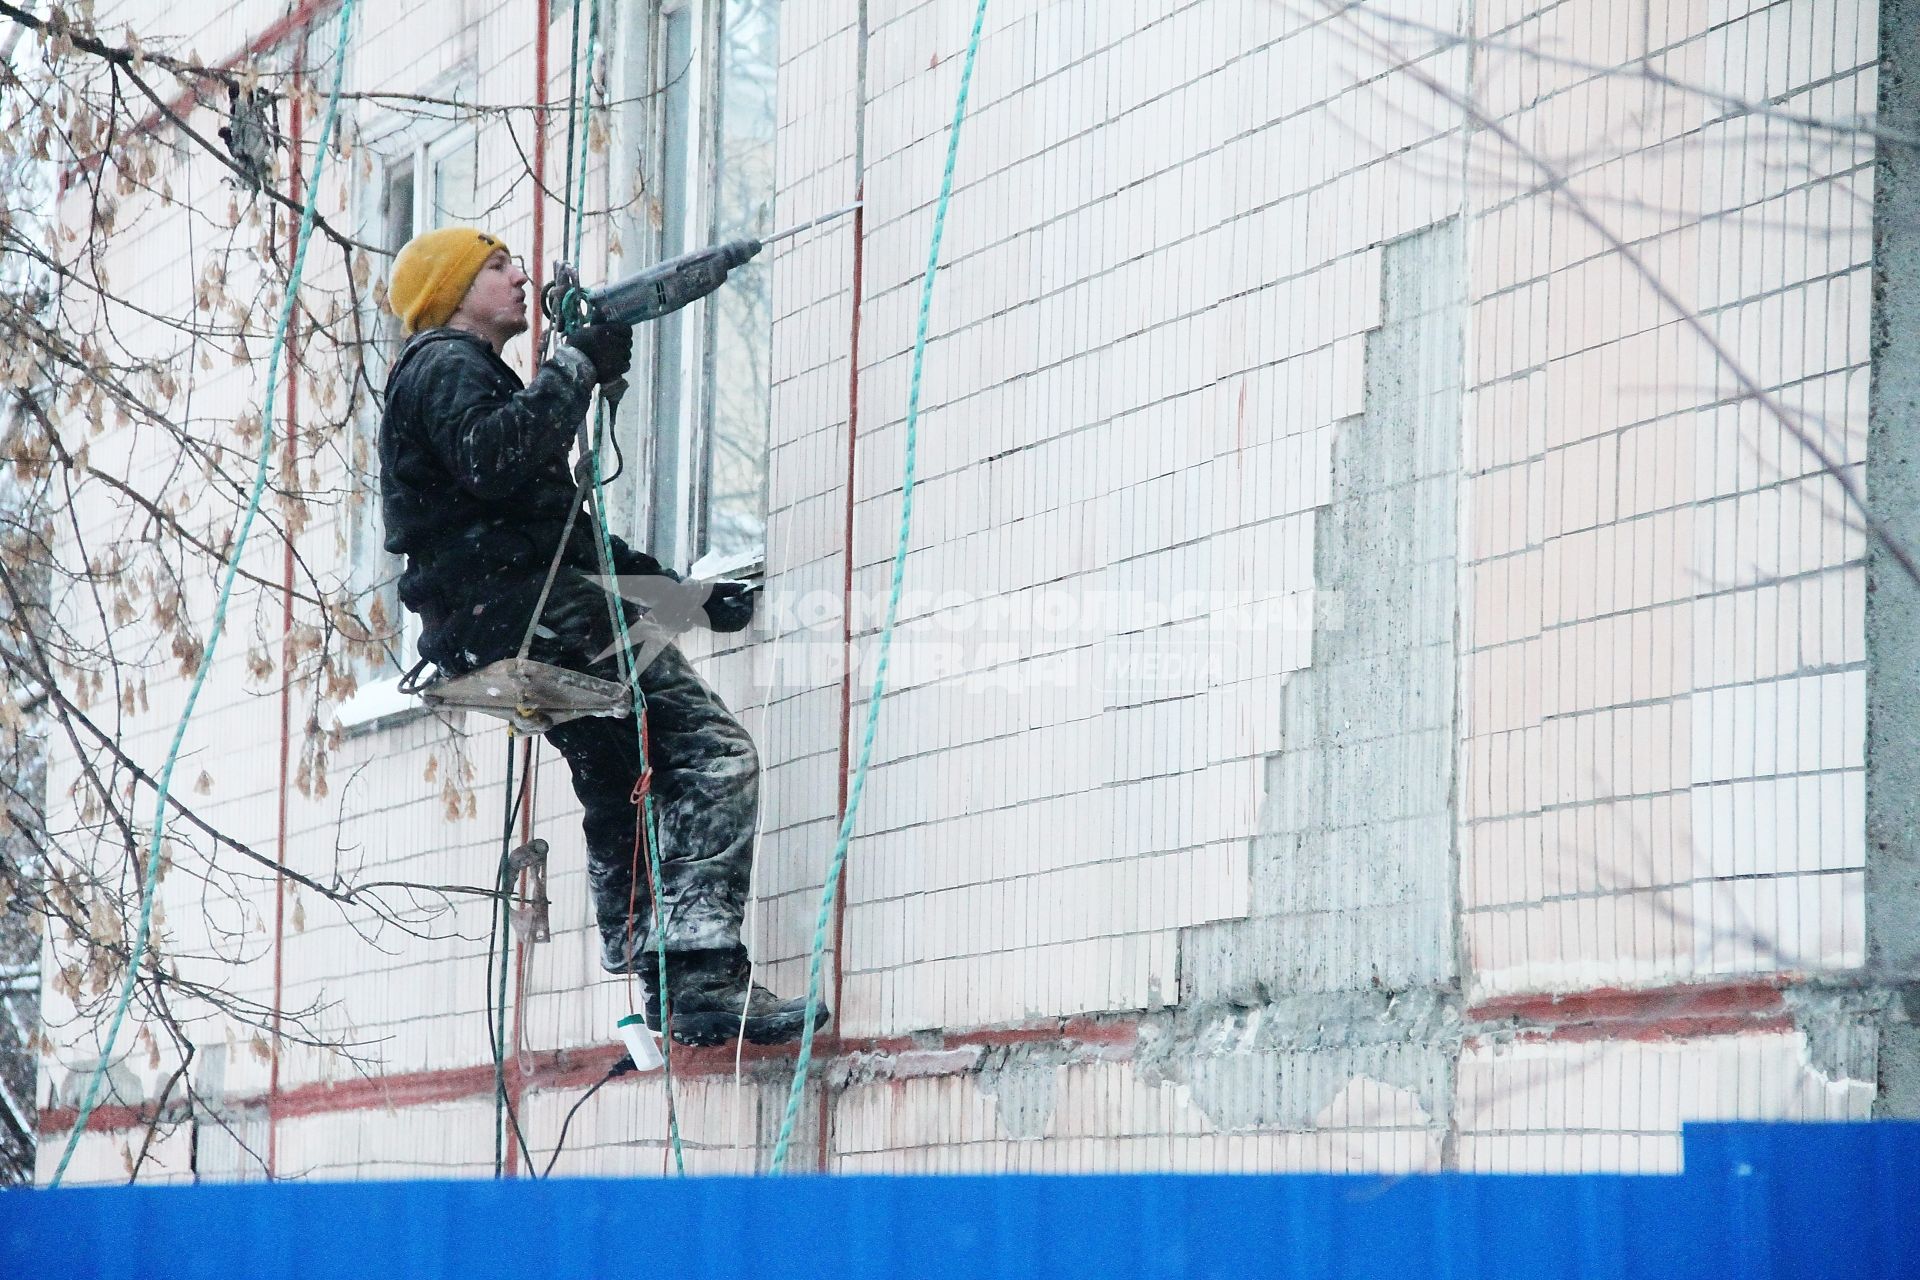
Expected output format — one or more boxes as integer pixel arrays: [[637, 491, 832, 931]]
[[378, 327, 671, 664]]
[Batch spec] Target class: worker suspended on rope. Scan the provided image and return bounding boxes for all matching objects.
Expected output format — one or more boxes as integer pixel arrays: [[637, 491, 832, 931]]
[[378, 227, 828, 1046]]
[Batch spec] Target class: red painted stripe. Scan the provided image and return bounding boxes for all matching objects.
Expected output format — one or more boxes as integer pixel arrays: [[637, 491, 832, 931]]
[[273, 1062, 501, 1121], [42, 1018, 1142, 1136], [41, 981, 1807, 1139], [822, 184, 868, 1172], [40, 1100, 150, 1135], [1468, 977, 1790, 1037]]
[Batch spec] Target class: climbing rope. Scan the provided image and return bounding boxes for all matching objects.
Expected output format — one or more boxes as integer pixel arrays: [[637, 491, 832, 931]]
[[766, 0, 992, 1174], [575, 0, 685, 1172], [530, 0, 690, 1173], [47, 0, 361, 1187], [588, 407, 688, 1175], [558, 0, 586, 267], [566, 0, 598, 272]]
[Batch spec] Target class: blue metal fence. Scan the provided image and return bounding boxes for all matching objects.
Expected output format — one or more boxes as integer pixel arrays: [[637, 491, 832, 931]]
[[2, 1122, 1914, 1279]]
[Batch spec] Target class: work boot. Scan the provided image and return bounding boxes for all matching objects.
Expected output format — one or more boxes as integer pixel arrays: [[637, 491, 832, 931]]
[[642, 946, 830, 1047]]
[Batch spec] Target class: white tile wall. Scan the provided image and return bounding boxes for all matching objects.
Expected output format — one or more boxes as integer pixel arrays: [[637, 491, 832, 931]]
[[37, 0, 1887, 1182]]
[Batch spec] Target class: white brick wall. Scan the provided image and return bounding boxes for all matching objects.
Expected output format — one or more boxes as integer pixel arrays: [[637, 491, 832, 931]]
[[35, 0, 1888, 1182]]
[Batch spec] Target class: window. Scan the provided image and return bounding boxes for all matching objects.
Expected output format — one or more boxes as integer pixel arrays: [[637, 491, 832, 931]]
[[615, 0, 778, 579], [426, 128, 482, 228], [339, 124, 479, 724], [343, 150, 417, 683], [376, 159, 415, 350], [701, 0, 778, 571]]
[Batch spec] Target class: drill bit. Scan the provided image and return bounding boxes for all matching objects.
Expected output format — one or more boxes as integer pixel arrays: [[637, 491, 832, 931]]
[[761, 201, 863, 245]]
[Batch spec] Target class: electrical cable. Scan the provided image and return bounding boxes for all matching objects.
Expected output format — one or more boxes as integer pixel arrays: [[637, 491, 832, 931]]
[[541, 1052, 637, 1178], [600, 414, 624, 485], [569, 0, 597, 260], [510, 0, 605, 669], [468, 0, 682, 1180], [487, 734, 535, 1177], [570, 0, 688, 1175], [48, 0, 361, 1186], [766, 0, 992, 1174], [489, 736, 513, 1174], [462, 0, 641, 1181]]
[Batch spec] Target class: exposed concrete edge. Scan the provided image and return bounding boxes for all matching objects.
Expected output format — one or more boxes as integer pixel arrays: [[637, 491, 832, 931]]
[[830, 1046, 985, 1087], [1867, 0, 1920, 1117]]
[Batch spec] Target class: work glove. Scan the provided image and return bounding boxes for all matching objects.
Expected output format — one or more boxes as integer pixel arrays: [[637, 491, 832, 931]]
[[566, 321, 634, 385], [701, 580, 760, 633]]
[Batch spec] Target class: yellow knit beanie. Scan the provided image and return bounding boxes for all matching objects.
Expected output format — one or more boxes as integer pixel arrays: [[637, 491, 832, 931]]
[[387, 227, 510, 334]]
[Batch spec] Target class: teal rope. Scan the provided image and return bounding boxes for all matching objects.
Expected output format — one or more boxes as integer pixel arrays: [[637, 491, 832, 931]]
[[588, 409, 686, 1176], [767, 0, 991, 1174], [48, 0, 360, 1186], [568, 0, 598, 264], [557, 0, 586, 263], [564, 0, 688, 1173]]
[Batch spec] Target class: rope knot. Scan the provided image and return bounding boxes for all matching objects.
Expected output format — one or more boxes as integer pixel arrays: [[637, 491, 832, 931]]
[[630, 770, 652, 805]]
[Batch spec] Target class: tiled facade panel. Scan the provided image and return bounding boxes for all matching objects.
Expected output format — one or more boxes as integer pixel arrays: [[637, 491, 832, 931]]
[[1457, 1030, 1875, 1173], [831, 1059, 1445, 1174], [35, 0, 1887, 1182], [837, 0, 1473, 1036], [275, 1100, 501, 1181], [525, 1071, 808, 1178], [73, 1028, 1867, 1182], [748, 0, 863, 1006], [1459, 0, 1875, 996], [33, 1123, 197, 1187]]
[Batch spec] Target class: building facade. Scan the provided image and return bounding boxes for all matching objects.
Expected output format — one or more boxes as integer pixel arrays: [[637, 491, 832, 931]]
[[34, 0, 1908, 1181]]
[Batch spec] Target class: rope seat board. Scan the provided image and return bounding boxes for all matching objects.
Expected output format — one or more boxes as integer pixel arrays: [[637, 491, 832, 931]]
[[412, 658, 631, 734]]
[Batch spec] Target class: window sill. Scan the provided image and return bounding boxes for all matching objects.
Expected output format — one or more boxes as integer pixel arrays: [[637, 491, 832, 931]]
[[334, 673, 435, 735], [689, 546, 765, 583]]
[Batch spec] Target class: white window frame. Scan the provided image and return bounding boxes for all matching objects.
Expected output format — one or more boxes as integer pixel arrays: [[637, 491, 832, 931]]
[[337, 117, 481, 731], [613, 0, 776, 584]]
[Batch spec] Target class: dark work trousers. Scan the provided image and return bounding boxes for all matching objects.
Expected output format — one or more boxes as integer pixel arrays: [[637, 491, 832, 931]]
[[440, 567, 758, 970]]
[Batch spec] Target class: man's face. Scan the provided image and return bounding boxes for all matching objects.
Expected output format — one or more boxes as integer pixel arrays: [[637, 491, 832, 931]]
[[449, 249, 530, 347]]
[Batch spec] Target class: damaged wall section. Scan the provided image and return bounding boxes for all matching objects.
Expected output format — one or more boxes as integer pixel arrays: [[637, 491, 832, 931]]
[[1174, 221, 1467, 1152]]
